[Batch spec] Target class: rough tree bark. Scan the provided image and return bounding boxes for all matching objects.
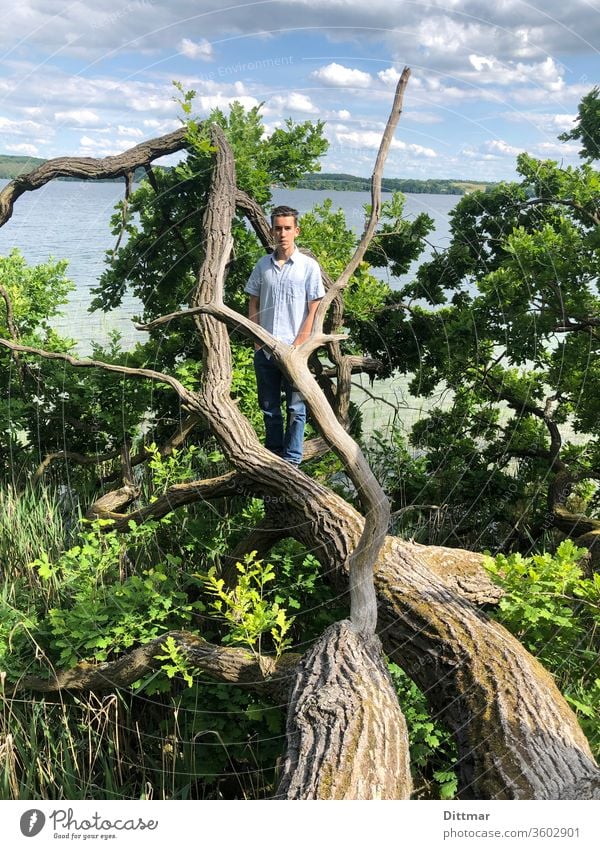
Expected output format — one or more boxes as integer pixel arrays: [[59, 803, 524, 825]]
[[1, 72, 599, 800], [276, 621, 412, 800], [172, 87, 411, 795]]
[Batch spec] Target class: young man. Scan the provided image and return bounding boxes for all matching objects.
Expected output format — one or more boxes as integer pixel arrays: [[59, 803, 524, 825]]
[[245, 205, 324, 464]]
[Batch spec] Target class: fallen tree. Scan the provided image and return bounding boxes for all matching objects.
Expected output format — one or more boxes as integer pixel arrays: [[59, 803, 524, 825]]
[[1, 70, 599, 800]]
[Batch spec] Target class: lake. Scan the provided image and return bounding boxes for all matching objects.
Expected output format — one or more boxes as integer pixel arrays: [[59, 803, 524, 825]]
[[0, 180, 459, 433]]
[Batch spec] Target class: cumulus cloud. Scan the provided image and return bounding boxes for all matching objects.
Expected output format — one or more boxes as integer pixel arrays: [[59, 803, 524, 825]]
[[142, 117, 180, 133], [78, 134, 135, 155], [417, 16, 487, 56], [0, 116, 45, 136], [311, 63, 373, 88], [535, 140, 580, 157], [500, 110, 577, 133], [378, 67, 401, 86], [5, 142, 39, 156], [194, 93, 261, 114], [178, 37, 214, 61], [54, 109, 102, 125], [484, 139, 525, 156], [467, 55, 564, 89], [0, 1, 596, 179], [332, 129, 436, 157], [268, 92, 319, 114], [2, 1, 599, 70]]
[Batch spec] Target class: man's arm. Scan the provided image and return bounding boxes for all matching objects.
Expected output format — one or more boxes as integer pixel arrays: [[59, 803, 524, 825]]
[[292, 297, 322, 347], [248, 294, 261, 350]]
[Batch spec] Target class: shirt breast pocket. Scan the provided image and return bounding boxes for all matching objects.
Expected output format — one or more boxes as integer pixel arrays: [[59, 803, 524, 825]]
[[281, 279, 303, 302]]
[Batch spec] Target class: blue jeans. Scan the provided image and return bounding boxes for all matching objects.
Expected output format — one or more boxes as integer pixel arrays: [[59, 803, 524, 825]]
[[254, 348, 306, 464]]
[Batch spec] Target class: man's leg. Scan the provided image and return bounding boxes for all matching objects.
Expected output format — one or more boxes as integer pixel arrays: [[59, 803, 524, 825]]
[[282, 378, 307, 465], [254, 349, 284, 456]]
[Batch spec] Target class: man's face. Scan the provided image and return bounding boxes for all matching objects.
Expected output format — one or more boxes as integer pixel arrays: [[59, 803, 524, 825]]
[[271, 215, 299, 253]]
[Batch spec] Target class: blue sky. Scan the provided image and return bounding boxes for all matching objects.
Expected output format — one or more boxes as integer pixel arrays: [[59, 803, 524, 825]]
[[1, 0, 599, 181]]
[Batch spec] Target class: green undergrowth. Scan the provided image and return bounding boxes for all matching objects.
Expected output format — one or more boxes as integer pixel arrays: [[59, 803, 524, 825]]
[[3, 477, 597, 799], [485, 539, 600, 757]]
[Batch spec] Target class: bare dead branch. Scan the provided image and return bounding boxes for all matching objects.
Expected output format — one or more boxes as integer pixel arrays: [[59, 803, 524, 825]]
[[32, 449, 120, 485], [0, 128, 189, 229], [313, 67, 412, 335], [0, 338, 198, 409], [87, 471, 244, 526]]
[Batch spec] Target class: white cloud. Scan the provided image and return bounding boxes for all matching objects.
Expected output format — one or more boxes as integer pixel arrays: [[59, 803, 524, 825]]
[[178, 37, 214, 62], [417, 16, 485, 56], [2, 1, 600, 73], [78, 135, 134, 155], [268, 92, 319, 114], [142, 118, 180, 134], [263, 120, 284, 136], [535, 140, 580, 157], [0, 116, 44, 135], [484, 139, 525, 156], [311, 63, 373, 88], [537, 113, 576, 133], [79, 135, 104, 149], [117, 125, 145, 138], [0, 1, 596, 181], [55, 109, 102, 125], [378, 67, 401, 87], [194, 93, 261, 114], [501, 110, 577, 135], [5, 142, 39, 156], [406, 74, 489, 106], [332, 129, 436, 158], [467, 55, 565, 90]]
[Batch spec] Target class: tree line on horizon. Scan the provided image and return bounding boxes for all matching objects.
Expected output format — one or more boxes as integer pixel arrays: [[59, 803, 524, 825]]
[[291, 171, 496, 194], [0, 152, 494, 194]]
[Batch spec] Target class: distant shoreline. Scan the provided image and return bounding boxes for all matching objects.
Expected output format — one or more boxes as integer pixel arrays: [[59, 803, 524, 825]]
[[287, 172, 496, 195], [0, 156, 496, 196], [0, 155, 150, 184]]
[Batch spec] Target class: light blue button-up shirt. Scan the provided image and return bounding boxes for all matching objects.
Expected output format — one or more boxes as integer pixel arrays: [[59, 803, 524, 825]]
[[245, 248, 325, 346]]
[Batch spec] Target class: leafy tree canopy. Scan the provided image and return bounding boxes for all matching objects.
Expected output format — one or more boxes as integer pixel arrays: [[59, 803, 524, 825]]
[[559, 85, 600, 162], [357, 95, 600, 551]]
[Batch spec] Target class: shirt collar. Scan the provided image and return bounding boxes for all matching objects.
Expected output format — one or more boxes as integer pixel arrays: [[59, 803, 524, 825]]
[[270, 247, 299, 265]]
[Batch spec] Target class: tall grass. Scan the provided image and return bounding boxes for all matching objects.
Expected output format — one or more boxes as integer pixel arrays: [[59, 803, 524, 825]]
[[0, 484, 71, 582], [0, 482, 281, 800], [1, 688, 146, 799], [0, 683, 279, 800]]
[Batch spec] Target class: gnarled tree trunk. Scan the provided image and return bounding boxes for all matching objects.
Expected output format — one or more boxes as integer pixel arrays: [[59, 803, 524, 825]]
[[276, 621, 412, 799], [1, 72, 599, 802]]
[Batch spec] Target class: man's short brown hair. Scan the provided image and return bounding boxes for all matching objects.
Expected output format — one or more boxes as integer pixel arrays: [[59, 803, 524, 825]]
[[270, 205, 299, 226]]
